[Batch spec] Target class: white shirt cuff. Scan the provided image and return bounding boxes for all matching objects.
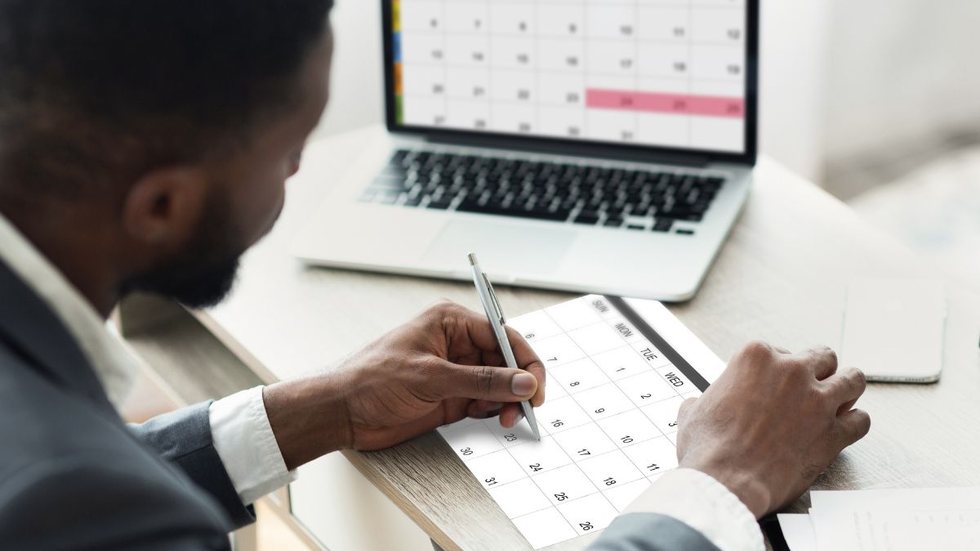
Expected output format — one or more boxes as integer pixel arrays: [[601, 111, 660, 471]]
[[209, 386, 297, 505], [624, 468, 764, 551]]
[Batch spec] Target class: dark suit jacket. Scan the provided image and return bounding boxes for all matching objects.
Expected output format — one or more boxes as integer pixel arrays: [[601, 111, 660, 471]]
[[0, 256, 720, 550], [0, 258, 250, 550], [587, 513, 722, 550]]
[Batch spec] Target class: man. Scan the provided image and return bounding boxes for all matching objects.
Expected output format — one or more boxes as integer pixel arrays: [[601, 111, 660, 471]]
[[0, 1, 871, 550]]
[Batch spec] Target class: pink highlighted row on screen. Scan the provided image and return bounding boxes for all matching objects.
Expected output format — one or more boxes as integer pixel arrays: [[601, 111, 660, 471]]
[[586, 89, 744, 119]]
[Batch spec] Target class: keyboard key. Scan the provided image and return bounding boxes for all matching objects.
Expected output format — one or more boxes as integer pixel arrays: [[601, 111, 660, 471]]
[[574, 211, 601, 225], [427, 197, 454, 210], [603, 205, 625, 219], [457, 201, 571, 222], [371, 176, 408, 190], [370, 151, 724, 225], [653, 219, 674, 233], [689, 202, 712, 214]]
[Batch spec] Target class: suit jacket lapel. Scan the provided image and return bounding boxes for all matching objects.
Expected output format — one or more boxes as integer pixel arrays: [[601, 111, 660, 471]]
[[0, 257, 116, 416]]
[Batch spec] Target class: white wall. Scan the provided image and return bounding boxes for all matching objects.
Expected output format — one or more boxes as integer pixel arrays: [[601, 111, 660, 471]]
[[823, 0, 980, 162], [740, 0, 980, 180], [757, 0, 832, 180], [314, 1, 385, 139]]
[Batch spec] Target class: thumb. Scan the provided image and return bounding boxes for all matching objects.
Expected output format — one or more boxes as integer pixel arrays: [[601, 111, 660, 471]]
[[437, 362, 539, 402]]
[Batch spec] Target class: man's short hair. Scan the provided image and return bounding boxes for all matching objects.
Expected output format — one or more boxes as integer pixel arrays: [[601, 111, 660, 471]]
[[0, 0, 333, 199]]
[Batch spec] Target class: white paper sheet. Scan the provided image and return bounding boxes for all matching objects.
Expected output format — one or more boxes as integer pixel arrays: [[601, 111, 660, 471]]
[[777, 514, 817, 551], [810, 487, 980, 512], [813, 509, 980, 551], [781, 488, 980, 551]]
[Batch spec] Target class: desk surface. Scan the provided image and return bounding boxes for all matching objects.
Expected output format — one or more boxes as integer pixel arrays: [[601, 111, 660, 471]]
[[187, 126, 980, 551]]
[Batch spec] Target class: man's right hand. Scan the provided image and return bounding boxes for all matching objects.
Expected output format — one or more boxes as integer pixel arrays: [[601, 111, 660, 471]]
[[676, 342, 871, 518]]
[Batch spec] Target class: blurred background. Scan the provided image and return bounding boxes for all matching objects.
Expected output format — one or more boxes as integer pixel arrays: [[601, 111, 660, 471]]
[[316, 0, 980, 289]]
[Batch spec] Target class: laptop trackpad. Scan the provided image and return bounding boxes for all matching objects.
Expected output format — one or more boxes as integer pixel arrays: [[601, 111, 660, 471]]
[[422, 220, 573, 277]]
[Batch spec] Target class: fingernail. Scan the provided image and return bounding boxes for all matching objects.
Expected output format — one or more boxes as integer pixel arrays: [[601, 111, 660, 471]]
[[512, 373, 536, 396]]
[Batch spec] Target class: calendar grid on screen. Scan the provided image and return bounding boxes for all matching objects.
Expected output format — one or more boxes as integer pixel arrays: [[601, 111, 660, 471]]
[[391, 0, 748, 154], [438, 295, 708, 549]]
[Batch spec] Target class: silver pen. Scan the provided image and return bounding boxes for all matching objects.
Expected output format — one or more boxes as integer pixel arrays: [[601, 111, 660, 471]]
[[468, 253, 541, 441]]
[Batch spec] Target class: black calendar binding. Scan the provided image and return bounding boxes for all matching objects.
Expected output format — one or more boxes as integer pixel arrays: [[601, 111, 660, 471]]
[[605, 296, 710, 392], [761, 515, 792, 551]]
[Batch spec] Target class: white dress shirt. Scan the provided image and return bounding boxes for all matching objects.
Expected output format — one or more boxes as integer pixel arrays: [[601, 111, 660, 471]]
[[0, 212, 761, 549], [626, 468, 764, 551]]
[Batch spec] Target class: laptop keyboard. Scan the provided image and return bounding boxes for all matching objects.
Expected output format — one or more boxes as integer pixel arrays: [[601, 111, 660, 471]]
[[359, 150, 726, 234]]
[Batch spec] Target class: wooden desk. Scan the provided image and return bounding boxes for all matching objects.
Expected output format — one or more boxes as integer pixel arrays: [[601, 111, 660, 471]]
[[120, 125, 980, 551]]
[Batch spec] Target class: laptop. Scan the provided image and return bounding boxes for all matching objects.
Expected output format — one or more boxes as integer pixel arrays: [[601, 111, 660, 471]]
[[294, 0, 759, 301]]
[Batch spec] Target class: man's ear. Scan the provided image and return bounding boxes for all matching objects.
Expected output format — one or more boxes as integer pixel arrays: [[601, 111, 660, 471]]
[[121, 167, 209, 252]]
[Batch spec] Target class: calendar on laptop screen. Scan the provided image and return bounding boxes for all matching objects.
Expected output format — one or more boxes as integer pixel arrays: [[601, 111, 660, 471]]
[[389, 0, 749, 154], [437, 295, 722, 549]]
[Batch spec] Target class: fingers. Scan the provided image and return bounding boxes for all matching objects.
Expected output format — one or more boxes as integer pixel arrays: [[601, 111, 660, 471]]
[[505, 325, 545, 372], [444, 302, 541, 367], [677, 397, 698, 425], [444, 304, 525, 364], [451, 304, 547, 406], [509, 345, 547, 407], [466, 400, 503, 418], [498, 403, 524, 428], [823, 367, 867, 407], [465, 310, 546, 407], [502, 325, 546, 406], [739, 342, 837, 380], [794, 346, 838, 380], [436, 361, 540, 403], [451, 304, 507, 354], [836, 408, 872, 446], [837, 398, 858, 416]]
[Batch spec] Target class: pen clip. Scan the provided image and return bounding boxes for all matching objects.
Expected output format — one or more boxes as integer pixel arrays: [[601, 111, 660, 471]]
[[482, 272, 506, 325]]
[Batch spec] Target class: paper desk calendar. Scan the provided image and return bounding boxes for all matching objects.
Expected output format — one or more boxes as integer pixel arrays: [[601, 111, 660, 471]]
[[438, 295, 726, 549]]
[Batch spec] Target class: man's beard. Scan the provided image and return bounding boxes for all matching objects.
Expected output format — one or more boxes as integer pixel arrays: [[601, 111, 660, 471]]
[[121, 195, 245, 310]]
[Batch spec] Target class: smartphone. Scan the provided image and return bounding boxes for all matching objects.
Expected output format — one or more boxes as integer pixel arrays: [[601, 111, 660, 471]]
[[839, 278, 946, 383]]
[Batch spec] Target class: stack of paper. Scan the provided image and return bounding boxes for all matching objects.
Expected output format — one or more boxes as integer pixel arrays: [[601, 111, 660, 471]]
[[779, 488, 980, 550]]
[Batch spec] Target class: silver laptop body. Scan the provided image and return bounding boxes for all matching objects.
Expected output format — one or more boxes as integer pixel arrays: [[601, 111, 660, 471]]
[[294, 0, 759, 301]]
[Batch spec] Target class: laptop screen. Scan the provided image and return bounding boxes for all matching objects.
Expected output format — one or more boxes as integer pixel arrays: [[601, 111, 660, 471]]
[[383, 1, 757, 161]]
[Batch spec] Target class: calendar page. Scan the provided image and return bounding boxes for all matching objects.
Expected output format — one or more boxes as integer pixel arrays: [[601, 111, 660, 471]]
[[438, 295, 723, 549], [391, 0, 748, 153]]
